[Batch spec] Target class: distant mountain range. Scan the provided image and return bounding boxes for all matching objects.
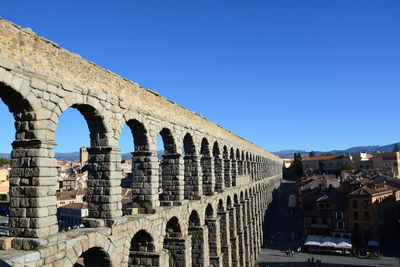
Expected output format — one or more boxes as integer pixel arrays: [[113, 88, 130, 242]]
[[274, 142, 400, 159]]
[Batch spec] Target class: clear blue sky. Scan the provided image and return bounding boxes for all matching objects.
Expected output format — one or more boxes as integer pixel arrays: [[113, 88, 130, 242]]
[[1, 0, 399, 154]]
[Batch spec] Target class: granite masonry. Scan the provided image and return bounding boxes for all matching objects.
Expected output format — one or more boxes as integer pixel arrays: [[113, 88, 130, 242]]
[[0, 18, 282, 267]]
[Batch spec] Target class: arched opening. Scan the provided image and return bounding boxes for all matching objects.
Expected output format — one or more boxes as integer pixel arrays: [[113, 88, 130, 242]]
[[163, 216, 187, 266], [242, 190, 250, 266], [158, 128, 182, 206], [0, 83, 31, 237], [227, 195, 239, 266], [223, 146, 231, 188], [230, 148, 237, 186], [56, 104, 114, 232], [218, 199, 231, 265], [200, 138, 214, 195], [246, 152, 250, 176], [241, 151, 246, 175], [119, 119, 156, 214], [205, 203, 221, 266], [188, 210, 206, 267], [213, 142, 224, 192], [128, 230, 157, 267], [235, 192, 245, 266], [183, 133, 201, 200], [236, 149, 242, 176], [74, 247, 112, 267]]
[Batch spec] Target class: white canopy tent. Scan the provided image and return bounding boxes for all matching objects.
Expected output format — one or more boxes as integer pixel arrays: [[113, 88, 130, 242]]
[[304, 235, 322, 246], [304, 235, 352, 250]]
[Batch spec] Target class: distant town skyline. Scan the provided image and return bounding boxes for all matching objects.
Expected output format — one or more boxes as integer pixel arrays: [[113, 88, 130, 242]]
[[1, 1, 399, 153]]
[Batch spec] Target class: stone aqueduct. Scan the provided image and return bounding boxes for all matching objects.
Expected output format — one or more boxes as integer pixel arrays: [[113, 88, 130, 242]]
[[0, 19, 282, 266]]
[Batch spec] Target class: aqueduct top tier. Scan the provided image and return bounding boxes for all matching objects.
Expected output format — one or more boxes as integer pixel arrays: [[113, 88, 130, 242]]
[[0, 18, 280, 159]]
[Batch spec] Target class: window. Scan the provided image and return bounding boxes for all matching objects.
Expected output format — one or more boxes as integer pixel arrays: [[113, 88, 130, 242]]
[[337, 221, 344, 229], [365, 212, 370, 221], [353, 200, 358, 209], [311, 218, 317, 224], [363, 200, 369, 209], [326, 204, 331, 208], [353, 211, 358, 220], [322, 219, 327, 225], [354, 223, 359, 231], [319, 204, 324, 208], [336, 212, 343, 220]]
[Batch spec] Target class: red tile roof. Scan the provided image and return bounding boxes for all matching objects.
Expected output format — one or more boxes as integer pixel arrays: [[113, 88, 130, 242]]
[[302, 155, 343, 161], [59, 203, 87, 210]]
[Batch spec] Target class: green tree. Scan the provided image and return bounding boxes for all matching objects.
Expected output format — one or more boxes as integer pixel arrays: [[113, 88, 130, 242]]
[[309, 151, 315, 157], [290, 153, 303, 177], [341, 163, 355, 171], [393, 143, 399, 152], [0, 158, 9, 165]]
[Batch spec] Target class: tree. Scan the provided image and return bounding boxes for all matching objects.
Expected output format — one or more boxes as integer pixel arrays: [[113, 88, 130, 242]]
[[341, 163, 355, 171], [393, 143, 399, 152], [0, 158, 9, 165], [309, 151, 315, 157], [290, 153, 303, 177]]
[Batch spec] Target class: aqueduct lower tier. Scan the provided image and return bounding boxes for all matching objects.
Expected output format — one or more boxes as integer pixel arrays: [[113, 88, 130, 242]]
[[0, 18, 283, 266]]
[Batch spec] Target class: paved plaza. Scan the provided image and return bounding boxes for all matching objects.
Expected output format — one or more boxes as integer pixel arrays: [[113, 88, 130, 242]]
[[256, 179, 400, 267]]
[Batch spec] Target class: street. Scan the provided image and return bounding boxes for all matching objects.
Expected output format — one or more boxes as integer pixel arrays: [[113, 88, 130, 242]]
[[256, 179, 400, 267]]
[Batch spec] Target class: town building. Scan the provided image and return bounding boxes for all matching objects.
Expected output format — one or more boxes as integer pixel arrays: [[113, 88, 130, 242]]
[[80, 147, 88, 166], [348, 182, 397, 244], [372, 152, 400, 178], [352, 152, 373, 170], [56, 190, 86, 207], [302, 155, 352, 175], [57, 203, 88, 231]]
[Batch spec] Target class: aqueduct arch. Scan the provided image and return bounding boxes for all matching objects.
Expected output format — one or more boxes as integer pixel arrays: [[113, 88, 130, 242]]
[[0, 18, 282, 267]]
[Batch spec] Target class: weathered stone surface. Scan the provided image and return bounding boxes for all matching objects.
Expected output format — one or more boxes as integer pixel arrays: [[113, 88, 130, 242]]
[[0, 17, 283, 267]]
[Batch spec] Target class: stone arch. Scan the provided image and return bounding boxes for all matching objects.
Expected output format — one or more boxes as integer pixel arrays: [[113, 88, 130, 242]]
[[217, 198, 231, 265], [130, 230, 155, 252], [200, 137, 214, 196], [246, 152, 250, 176], [230, 147, 237, 186], [205, 203, 214, 218], [189, 209, 201, 226], [222, 145, 231, 188], [213, 141, 224, 192], [78, 247, 113, 267], [55, 102, 122, 224], [0, 81, 47, 239], [183, 133, 201, 200], [188, 209, 207, 267], [123, 118, 159, 213], [128, 230, 157, 267], [159, 127, 177, 155], [205, 203, 221, 266], [163, 216, 187, 266], [236, 148, 242, 175], [158, 127, 182, 205], [226, 194, 239, 265], [241, 151, 246, 175], [125, 119, 149, 152]]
